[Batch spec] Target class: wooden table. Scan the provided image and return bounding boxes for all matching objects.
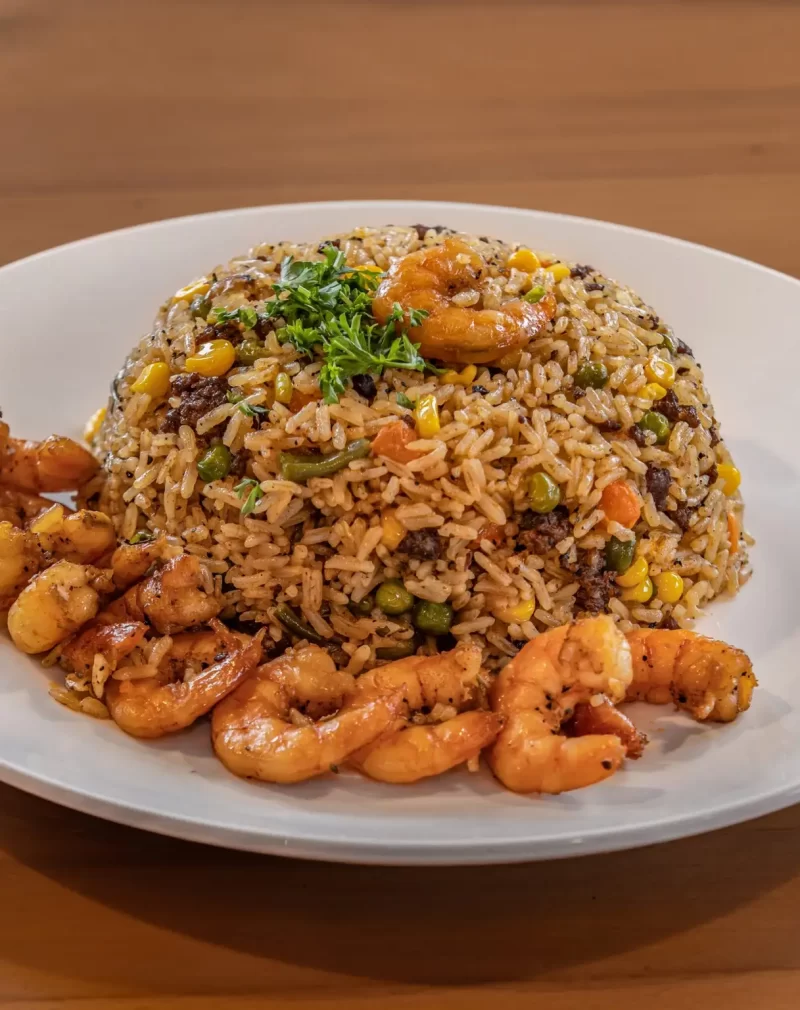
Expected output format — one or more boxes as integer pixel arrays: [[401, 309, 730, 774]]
[[1, 1, 799, 1006]]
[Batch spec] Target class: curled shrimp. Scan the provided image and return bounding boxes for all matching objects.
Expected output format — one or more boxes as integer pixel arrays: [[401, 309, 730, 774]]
[[102, 553, 221, 633], [104, 621, 262, 739], [0, 486, 57, 528], [29, 503, 116, 565], [0, 521, 43, 610], [348, 644, 500, 784], [59, 621, 149, 677], [212, 644, 403, 784], [488, 616, 633, 794], [1, 431, 98, 492], [569, 697, 648, 759], [626, 629, 756, 723], [109, 536, 180, 590], [372, 238, 557, 364], [7, 559, 101, 654]]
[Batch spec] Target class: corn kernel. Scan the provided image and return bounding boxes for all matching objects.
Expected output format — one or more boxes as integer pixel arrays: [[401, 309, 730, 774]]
[[716, 463, 741, 495], [381, 511, 406, 550], [640, 382, 667, 401], [131, 361, 171, 398], [654, 571, 684, 604], [415, 393, 440, 438], [616, 556, 649, 588], [545, 262, 570, 282], [621, 576, 654, 603], [441, 364, 478, 386], [497, 599, 535, 624], [185, 339, 236, 378], [83, 406, 106, 444], [173, 278, 210, 303], [274, 371, 293, 404], [507, 248, 541, 272], [29, 503, 65, 535], [645, 357, 676, 389]]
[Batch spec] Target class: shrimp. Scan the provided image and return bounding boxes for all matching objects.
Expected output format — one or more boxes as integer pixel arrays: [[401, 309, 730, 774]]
[[348, 644, 500, 784], [626, 629, 756, 723], [7, 560, 101, 654], [29, 503, 116, 564], [487, 616, 633, 794], [59, 621, 148, 676], [372, 238, 557, 364], [109, 536, 180, 590], [1, 432, 98, 492], [101, 553, 221, 633], [0, 521, 43, 610], [212, 644, 403, 784], [569, 697, 648, 759], [105, 621, 262, 739], [0, 486, 57, 528]]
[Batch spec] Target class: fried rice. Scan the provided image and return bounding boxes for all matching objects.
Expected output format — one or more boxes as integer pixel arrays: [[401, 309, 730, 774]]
[[80, 224, 750, 673]]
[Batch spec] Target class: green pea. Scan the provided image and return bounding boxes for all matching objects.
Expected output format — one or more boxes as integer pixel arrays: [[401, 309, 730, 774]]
[[197, 444, 233, 483], [605, 536, 636, 574], [638, 410, 671, 445], [375, 579, 414, 616], [412, 600, 453, 635], [528, 472, 561, 514], [349, 594, 373, 616], [190, 296, 212, 320], [236, 338, 271, 366], [574, 361, 608, 389]]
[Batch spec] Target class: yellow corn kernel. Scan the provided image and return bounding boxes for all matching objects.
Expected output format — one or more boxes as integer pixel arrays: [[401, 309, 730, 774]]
[[83, 406, 106, 444], [415, 393, 440, 437], [185, 339, 236, 378], [621, 576, 654, 604], [616, 556, 649, 588], [441, 364, 478, 386], [640, 382, 667, 401], [131, 361, 171, 398], [497, 599, 535, 624], [173, 278, 210, 303], [29, 503, 65, 535], [645, 357, 676, 389], [507, 248, 540, 272], [345, 263, 383, 278], [274, 372, 293, 404], [544, 262, 570, 283], [654, 571, 684, 604], [381, 511, 406, 551], [716, 463, 741, 495]]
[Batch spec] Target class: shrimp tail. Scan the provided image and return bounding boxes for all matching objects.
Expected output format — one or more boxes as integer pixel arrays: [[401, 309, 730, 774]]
[[569, 697, 648, 759]]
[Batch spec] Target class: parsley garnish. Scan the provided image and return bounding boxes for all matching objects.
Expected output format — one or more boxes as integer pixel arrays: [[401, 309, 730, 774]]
[[234, 477, 264, 517], [129, 530, 155, 545], [237, 401, 268, 418], [262, 246, 430, 404], [211, 306, 259, 330]]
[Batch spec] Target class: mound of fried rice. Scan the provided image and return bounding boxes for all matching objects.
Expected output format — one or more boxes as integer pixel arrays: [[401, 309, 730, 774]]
[[80, 225, 750, 673]]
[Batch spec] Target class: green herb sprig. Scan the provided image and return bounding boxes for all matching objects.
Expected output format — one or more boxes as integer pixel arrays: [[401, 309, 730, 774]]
[[234, 477, 264, 517]]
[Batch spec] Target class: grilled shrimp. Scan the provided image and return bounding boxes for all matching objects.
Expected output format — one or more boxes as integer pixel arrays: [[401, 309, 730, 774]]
[[569, 697, 648, 759], [7, 560, 101, 654], [488, 616, 633, 794], [348, 644, 500, 783], [0, 431, 98, 492], [109, 536, 180, 590], [0, 521, 43, 610], [101, 554, 221, 633], [105, 621, 262, 739], [59, 620, 148, 676], [626, 629, 756, 722], [0, 486, 56, 527], [372, 238, 556, 364], [29, 503, 116, 564], [212, 645, 403, 784]]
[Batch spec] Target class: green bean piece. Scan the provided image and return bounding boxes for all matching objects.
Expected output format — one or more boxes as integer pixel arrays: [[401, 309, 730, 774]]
[[605, 536, 636, 573], [274, 604, 328, 645], [375, 638, 419, 660], [197, 444, 233, 483], [279, 438, 371, 482]]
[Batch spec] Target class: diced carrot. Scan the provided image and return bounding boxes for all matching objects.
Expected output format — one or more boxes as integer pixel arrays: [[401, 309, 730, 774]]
[[288, 388, 318, 413], [472, 522, 506, 549], [727, 511, 740, 556], [371, 420, 422, 464], [600, 480, 642, 528]]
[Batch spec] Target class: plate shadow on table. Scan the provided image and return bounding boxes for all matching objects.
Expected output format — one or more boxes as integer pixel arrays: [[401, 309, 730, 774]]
[[2, 786, 800, 989]]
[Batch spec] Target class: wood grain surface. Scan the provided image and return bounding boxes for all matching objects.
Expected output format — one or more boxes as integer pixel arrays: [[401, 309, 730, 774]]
[[1, 1, 799, 1007]]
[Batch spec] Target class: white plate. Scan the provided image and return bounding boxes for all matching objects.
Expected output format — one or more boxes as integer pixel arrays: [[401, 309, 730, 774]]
[[1, 201, 798, 865]]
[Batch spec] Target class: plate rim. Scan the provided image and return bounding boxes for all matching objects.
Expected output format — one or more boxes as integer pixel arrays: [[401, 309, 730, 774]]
[[1, 198, 798, 865]]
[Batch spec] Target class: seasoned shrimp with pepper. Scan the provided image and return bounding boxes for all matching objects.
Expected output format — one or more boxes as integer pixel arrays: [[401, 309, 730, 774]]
[[212, 644, 403, 784], [348, 644, 500, 783], [372, 238, 556, 364], [626, 628, 756, 722], [0, 428, 98, 493], [105, 621, 262, 739], [7, 560, 102, 654], [488, 616, 633, 794]]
